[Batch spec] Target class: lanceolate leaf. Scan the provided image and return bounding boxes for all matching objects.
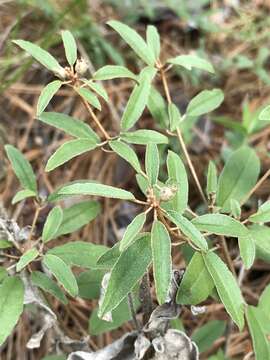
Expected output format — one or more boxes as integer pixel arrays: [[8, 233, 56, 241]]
[[0, 276, 24, 346], [246, 306, 270, 359], [48, 241, 107, 269], [13, 39, 64, 74], [16, 248, 39, 272], [37, 80, 62, 116], [76, 87, 101, 110], [151, 221, 172, 304], [121, 67, 156, 130], [203, 252, 245, 330], [249, 200, 270, 223], [93, 65, 137, 81], [164, 151, 188, 214], [46, 139, 97, 171], [5, 145, 37, 193], [55, 201, 100, 237], [109, 140, 141, 173], [145, 143, 159, 185], [146, 25, 160, 60], [167, 54, 214, 73], [42, 206, 63, 243], [191, 320, 226, 353], [216, 147, 260, 212], [99, 233, 152, 317], [56, 181, 135, 200], [177, 252, 214, 305], [61, 30, 77, 67], [168, 103, 182, 131], [186, 89, 224, 117], [120, 213, 146, 251], [259, 105, 270, 120], [121, 130, 168, 145], [206, 161, 218, 196], [82, 80, 108, 102], [31, 271, 68, 305], [166, 211, 208, 251], [107, 20, 155, 66], [38, 112, 100, 142], [192, 214, 247, 237], [238, 233, 256, 269], [12, 189, 36, 204], [43, 254, 78, 297]]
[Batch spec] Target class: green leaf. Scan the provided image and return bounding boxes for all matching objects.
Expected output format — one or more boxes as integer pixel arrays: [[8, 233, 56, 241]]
[[230, 199, 241, 219], [246, 306, 270, 359], [31, 271, 68, 304], [46, 139, 97, 171], [206, 161, 218, 196], [61, 30, 77, 66], [38, 112, 99, 142], [249, 200, 270, 223], [120, 213, 146, 251], [259, 284, 270, 313], [121, 67, 156, 130], [37, 80, 62, 116], [168, 103, 182, 131], [164, 150, 188, 214], [48, 241, 107, 269], [12, 189, 36, 204], [166, 211, 208, 251], [151, 220, 172, 304], [77, 269, 105, 300], [109, 140, 141, 173], [82, 79, 108, 102], [56, 181, 135, 200], [90, 296, 138, 335], [42, 206, 63, 243], [167, 54, 214, 73], [238, 232, 255, 269], [93, 65, 137, 81], [146, 25, 160, 60], [121, 130, 168, 145], [177, 252, 214, 305], [259, 105, 270, 120], [0, 267, 8, 283], [76, 87, 101, 110], [96, 243, 120, 268], [0, 240, 12, 249], [216, 147, 260, 212], [192, 214, 247, 237], [5, 145, 37, 193], [248, 224, 270, 262], [186, 89, 224, 117], [16, 248, 39, 272], [0, 276, 24, 346], [145, 143, 159, 185], [13, 39, 64, 74], [147, 87, 169, 128], [55, 200, 100, 237], [107, 20, 155, 66], [43, 254, 78, 297], [191, 320, 226, 353], [99, 233, 152, 317], [203, 252, 245, 330]]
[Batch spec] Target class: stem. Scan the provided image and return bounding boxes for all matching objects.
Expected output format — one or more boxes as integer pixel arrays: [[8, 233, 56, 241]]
[[140, 273, 153, 324], [128, 293, 141, 331], [159, 67, 207, 205], [29, 204, 42, 241], [80, 96, 110, 140], [240, 168, 270, 206], [220, 235, 236, 277]]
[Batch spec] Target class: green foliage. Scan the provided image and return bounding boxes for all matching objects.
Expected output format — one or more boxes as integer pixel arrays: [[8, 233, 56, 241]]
[[0, 276, 24, 346], [168, 54, 214, 73], [186, 89, 224, 117], [42, 206, 63, 243], [119, 213, 146, 251], [37, 80, 62, 116]]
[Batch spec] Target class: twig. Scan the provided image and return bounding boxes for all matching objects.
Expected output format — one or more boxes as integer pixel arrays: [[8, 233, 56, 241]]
[[159, 66, 207, 205], [240, 168, 270, 206]]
